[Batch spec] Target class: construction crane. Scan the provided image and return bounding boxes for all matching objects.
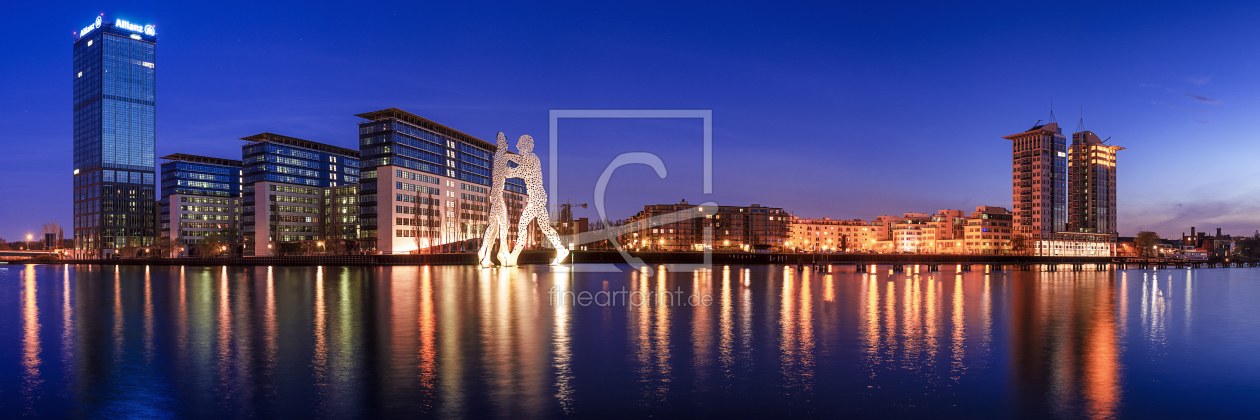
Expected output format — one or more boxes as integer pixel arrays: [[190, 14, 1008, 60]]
[[548, 198, 588, 238]]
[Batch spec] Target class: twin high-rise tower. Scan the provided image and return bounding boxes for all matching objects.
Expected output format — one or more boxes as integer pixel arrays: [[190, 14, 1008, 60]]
[[71, 15, 158, 259], [1003, 114, 1122, 255]]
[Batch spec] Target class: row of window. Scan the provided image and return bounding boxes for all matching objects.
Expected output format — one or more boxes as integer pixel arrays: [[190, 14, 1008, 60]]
[[180, 197, 231, 204], [396, 181, 439, 195], [179, 214, 230, 221], [270, 194, 317, 204], [273, 205, 318, 214], [396, 206, 441, 216], [179, 223, 230, 230], [179, 205, 231, 213], [396, 194, 439, 205], [269, 184, 319, 195]]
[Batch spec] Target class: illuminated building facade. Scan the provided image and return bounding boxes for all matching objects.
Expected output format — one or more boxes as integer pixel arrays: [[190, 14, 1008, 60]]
[[158, 154, 243, 257], [355, 108, 526, 254], [922, 209, 967, 253], [323, 185, 361, 242], [787, 217, 868, 251], [1003, 122, 1067, 240], [240, 133, 360, 255], [1067, 130, 1122, 234], [964, 206, 1013, 254], [625, 201, 789, 252], [71, 15, 158, 258]]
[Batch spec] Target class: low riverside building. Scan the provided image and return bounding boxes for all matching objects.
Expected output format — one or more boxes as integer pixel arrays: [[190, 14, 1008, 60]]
[[964, 206, 1013, 254], [787, 217, 868, 252], [240, 133, 361, 256], [354, 108, 528, 254], [1182, 227, 1235, 258], [623, 200, 789, 252], [158, 153, 243, 257], [922, 209, 967, 253], [793, 207, 1015, 254]]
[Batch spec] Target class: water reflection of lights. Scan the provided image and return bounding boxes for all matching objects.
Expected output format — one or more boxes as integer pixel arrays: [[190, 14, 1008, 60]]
[[2, 265, 1151, 418], [719, 266, 734, 379], [553, 269, 574, 414], [22, 266, 42, 408], [950, 275, 965, 381], [1142, 272, 1169, 347], [312, 266, 328, 401], [418, 266, 437, 403], [144, 265, 154, 360], [691, 268, 715, 388], [113, 266, 123, 360], [60, 265, 73, 382]]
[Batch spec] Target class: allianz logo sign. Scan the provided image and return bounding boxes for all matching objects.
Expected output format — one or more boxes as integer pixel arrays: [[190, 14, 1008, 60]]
[[80, 16, 102, 37], [115, 18, 156, 36]]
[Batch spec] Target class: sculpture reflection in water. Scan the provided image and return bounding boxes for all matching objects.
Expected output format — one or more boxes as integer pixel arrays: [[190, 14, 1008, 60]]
[[479, 133, 569, 267]]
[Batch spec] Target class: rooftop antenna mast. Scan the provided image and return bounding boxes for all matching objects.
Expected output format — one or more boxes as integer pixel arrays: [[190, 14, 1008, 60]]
[[1075, 106, 1085, 133], [1048, 98, 1058, 124]]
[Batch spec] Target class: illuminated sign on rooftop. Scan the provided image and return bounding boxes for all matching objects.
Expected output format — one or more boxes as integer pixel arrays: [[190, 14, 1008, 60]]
[[115, 18, 155, 36], [80, 16, 101, 37]]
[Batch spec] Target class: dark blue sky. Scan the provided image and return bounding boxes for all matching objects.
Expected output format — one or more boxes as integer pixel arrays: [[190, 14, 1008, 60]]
[[3, 1, 1258, 241]]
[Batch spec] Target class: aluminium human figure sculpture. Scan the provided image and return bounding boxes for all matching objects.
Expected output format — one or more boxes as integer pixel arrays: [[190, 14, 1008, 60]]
[[502, 135, 569, 266], [477, 132, 512, 267]]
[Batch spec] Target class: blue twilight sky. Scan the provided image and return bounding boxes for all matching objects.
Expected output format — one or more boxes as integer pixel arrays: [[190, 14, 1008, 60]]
[[2, 1, 1259, 242]]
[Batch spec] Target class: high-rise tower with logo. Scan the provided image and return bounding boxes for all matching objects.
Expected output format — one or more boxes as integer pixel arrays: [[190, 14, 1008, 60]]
[[71, 15, 158, 258]]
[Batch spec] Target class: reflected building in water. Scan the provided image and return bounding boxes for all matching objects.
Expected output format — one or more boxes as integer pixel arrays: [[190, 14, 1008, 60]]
[[1009, 272, 1122, 419], [6, 264, 1233, 418]]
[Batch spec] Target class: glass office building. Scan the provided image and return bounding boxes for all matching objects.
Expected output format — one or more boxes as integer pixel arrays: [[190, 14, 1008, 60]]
[[71, 15, 158, 258], [354, 108, 526, 254], [159, 154, 243, 256], [160, 153, 242, 197], [239, 133, 360, 255]]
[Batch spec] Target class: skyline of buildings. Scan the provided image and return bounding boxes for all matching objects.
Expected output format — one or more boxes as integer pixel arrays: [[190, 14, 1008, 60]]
[[56, 14, 1149, 258]]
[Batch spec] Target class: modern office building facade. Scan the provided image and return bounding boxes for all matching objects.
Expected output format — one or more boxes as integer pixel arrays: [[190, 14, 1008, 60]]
[[240, 133, 360, 255], [1067, 130, 1122, 234], [1003, 122, 1067, 240], [355, 108, 527, 254], [158, 153, 243, 257], [323, 184, 361, 242], [71, 15, 158, 258]]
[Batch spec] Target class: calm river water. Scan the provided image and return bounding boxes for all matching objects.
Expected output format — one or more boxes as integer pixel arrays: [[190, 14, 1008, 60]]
[[1, 264, 1258, 419]]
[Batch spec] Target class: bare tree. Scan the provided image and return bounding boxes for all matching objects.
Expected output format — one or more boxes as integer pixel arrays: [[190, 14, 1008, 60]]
[[412, 191, 423, 254], [1010, 234, 1032, 256], [1135, 231, 1161, 258]]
